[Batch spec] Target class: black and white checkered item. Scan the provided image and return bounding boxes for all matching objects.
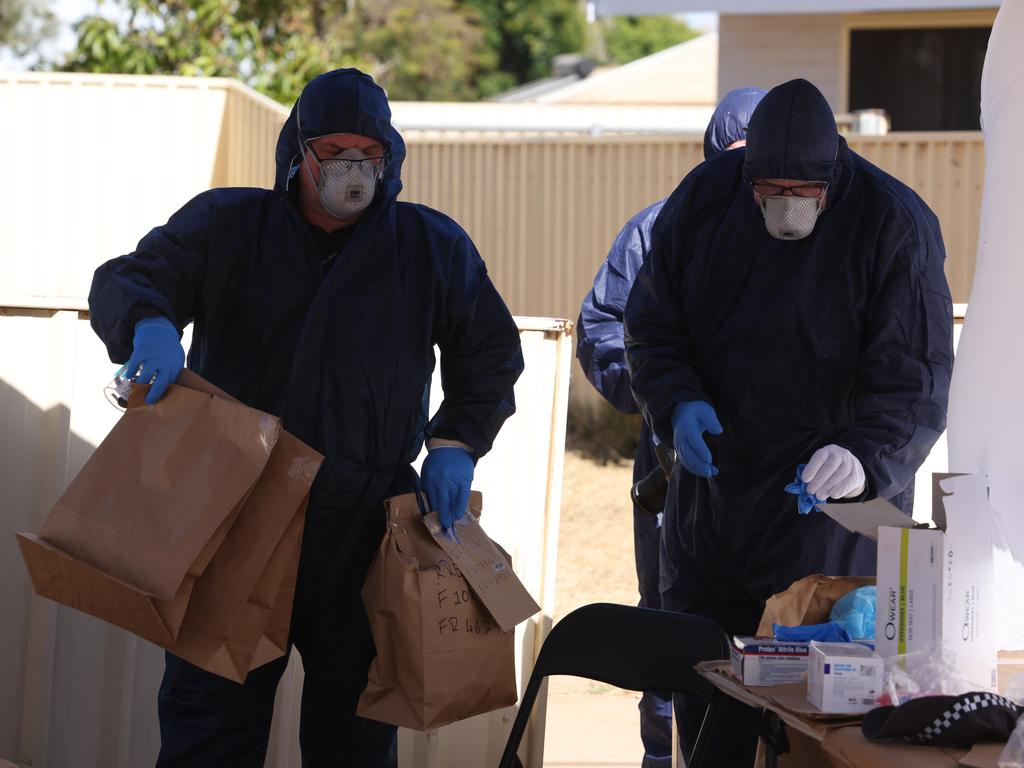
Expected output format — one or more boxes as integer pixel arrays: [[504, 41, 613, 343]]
[[916, 693, 1019, 742], [862, 691, 1023, 748]]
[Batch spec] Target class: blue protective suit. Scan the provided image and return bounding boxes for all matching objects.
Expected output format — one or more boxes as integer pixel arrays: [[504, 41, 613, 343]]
[[625, 79, 952, 766], [89, 69, 523, 767], [575, 87, 765, 768]]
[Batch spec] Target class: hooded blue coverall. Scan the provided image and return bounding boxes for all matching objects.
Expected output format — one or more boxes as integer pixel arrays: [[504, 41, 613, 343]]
[[88, 69, 524, 768], [624, 79, 952, 766], [575, 87, 766, 768]]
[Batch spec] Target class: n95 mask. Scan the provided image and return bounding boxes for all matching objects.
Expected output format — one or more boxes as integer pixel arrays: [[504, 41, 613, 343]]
[[760, 195, 823, 241], [307, 147, 381, 219]]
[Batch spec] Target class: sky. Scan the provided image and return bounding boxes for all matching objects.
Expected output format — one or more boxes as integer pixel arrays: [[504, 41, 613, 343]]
[[684, 12, 719, 31], [0, 1, 718, 70]]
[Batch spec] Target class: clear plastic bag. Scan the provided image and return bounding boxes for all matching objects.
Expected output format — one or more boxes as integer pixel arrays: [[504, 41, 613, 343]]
[[878, 644, 983, 707], [1005, 672, 1024, 707], [998, 714, 1024, 768]]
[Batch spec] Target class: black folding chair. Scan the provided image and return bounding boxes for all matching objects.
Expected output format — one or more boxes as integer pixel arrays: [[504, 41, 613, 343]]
[[497, 602, 731, 768]]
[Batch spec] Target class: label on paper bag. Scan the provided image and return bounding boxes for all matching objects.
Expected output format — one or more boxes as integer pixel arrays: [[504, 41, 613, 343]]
[[423, 510, 540, 632]]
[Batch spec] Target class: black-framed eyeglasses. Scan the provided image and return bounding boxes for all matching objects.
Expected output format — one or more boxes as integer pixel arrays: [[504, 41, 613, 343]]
[[752, 180, 827, 199], [306, 141, 389, 167]]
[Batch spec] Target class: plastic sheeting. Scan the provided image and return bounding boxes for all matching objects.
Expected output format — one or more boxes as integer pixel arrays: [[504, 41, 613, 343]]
[[947, 0, 1024, 650]]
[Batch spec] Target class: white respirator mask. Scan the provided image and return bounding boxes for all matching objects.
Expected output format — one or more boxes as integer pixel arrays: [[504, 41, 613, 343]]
[[759, 194, 823, 241], [306, 147, 381, 219]]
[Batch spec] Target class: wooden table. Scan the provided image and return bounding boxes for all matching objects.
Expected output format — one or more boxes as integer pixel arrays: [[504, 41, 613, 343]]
[[695, 661, 1006, 768]]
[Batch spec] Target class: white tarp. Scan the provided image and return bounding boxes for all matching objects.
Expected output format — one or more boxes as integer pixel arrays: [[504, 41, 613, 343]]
[[947, 0, 1024, 651]]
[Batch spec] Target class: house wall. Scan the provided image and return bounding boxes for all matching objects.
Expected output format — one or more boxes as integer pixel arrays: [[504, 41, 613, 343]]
[[718, 9, 999, 112], [717, 13, 845, 109]]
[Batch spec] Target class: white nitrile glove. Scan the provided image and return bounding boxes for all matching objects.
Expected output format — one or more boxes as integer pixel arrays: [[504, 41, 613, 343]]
[[801, 445, 866, 501]]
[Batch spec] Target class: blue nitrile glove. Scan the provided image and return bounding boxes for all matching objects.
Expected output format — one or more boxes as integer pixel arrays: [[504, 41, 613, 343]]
[[421, 446, 474, 532], [773, 622, 852, 643], [671, 401, 723, 478], [830, 586, 877, 640], [125, 316, 185, 405], [785, 464, 826, 515]]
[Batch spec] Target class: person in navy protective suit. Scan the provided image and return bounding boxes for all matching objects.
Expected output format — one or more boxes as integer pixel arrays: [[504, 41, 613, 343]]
[[575, 86, 765, 768], [624, 79, 953, 767], [88, 68, 524, 768]]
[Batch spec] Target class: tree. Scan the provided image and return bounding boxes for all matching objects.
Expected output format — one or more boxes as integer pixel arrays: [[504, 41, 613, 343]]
[[458, 0, 586, 97], [0, 0, 56, 56], [61, 0, 485, 104], [602, 15, 698, 65], [58, 0, 589, 103], [330, 0, 486, 102]]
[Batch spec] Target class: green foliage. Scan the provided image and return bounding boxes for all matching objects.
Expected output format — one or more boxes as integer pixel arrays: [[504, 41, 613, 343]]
[[0, 0, 57, 55], [58, 0, 589, 104], [459, 0, 586, 96], [333, 0, 486, 103], [602, 15, 698, 65], [64, 0, 265, 77]]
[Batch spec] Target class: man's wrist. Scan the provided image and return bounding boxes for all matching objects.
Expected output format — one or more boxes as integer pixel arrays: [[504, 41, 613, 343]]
[[426, 438, 473, 452]]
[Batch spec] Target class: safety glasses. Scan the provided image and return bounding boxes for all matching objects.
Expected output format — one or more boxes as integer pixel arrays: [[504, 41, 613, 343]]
[[305, 141, 388, 168], [752, 180, 828, 198]]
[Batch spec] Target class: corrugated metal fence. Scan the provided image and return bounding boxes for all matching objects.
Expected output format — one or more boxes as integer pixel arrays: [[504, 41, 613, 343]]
[[0, 73, 983, 315], [402, 133, 983, 318]]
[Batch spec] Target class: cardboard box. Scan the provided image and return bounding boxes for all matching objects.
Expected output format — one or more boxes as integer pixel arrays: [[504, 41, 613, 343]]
[[823, 474, 996, 689], [807, 641, 882, 714], [731, 637, 809, 686]]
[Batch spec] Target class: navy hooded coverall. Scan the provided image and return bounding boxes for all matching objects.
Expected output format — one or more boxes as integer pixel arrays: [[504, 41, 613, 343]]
[[88, 70, 524, 767], [624, 79, 953, 766], [575, 87, 765, 768]]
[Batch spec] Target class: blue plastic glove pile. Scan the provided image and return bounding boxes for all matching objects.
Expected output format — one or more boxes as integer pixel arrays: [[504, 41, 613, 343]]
[[772, 585, 878, 643], [830, 586, 877, 641], [784, 463, 826, 515], [671, 401, 723, 478], [420, 446, 474, 533], [126, 317, 185, 405]]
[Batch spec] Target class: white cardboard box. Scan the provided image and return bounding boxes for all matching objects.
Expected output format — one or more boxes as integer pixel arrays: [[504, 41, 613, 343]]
[[807, 641, 882, 714], [824, 474, 996, 689], [730, 637, 809, 686]]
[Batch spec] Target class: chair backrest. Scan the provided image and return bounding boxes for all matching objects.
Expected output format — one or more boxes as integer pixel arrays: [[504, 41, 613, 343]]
[[532, 603, 730, 699]]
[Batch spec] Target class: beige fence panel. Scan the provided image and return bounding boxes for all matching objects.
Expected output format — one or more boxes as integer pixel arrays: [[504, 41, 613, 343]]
[[222, 84, 288, 189], [401, 137, 707, 321], [0, 73, 236, 303], [848, 132, 985, 302], [0, 304, 163, 768], [402, 133, 983, 324], [0, 73, 983, 316]]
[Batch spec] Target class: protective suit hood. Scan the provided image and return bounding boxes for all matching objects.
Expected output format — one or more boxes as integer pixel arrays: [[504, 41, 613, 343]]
[[703, 86, 767, 160], [743, 79, 841, 187], [274, 68, 406, 206]]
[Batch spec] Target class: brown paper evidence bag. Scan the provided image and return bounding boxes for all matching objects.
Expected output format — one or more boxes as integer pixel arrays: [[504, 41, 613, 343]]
[[16, 370, 324, 683], [358, 491, 541, 731]]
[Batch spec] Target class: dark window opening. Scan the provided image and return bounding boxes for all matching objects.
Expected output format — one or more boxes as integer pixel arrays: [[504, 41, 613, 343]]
[[849, 26, 990, 131]]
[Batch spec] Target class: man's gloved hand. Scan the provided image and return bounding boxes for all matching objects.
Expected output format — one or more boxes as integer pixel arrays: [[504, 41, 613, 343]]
[[671, 401, 723, 478], [801, 445, 866, 501], [125, 316, 185, 405], [421, 446, 474, 531]]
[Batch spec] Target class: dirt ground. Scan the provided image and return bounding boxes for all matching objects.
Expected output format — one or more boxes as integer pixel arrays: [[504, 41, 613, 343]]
[[553, 451, 641, 620], [542, 450, 654, 768]]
